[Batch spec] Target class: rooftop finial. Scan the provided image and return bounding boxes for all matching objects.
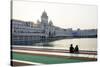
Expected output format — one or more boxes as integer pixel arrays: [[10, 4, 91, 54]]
[[44, 9, 45, 12]]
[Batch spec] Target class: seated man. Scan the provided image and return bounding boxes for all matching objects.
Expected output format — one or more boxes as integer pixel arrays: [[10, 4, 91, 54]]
[[69, 44, 74, 53]]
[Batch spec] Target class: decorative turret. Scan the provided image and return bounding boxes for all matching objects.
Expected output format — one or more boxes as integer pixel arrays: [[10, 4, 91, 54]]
[[41, 10, 48, 24], [37, 20, 41, 24], [49, 20, 53, 26]]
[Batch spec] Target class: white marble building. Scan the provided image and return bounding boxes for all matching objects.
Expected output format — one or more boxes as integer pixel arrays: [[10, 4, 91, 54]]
[[11, 11, 74, 44], [72, 28, 97, 37], [12, 11, 97, 45]]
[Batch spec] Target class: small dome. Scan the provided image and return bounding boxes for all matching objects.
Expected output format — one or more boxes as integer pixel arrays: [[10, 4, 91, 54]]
[[49, 20, 53, 26], [37, 20, 40, 23]]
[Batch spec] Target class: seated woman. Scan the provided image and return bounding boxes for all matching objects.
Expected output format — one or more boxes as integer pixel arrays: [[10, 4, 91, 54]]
[[74, 45, 79, 53]]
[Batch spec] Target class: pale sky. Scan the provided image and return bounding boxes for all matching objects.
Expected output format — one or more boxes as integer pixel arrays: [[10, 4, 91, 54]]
[[12, 0, 98, 29]]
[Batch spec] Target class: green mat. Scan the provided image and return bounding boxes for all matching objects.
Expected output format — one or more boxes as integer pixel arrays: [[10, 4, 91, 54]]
[[12, 52, 87, 64]]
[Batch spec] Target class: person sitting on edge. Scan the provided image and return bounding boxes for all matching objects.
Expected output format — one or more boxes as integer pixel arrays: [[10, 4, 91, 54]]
[[74, 45, 79, 53], [69, 44, 74, 53]]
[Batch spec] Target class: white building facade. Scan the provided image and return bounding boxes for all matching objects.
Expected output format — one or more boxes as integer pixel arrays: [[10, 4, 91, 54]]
[[12, 11, 97, 45], [11, 11, 73, 44], [72, 29, 97, 37]]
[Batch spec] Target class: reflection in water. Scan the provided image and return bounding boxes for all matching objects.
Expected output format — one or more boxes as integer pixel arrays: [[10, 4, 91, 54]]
[[34, 42, 54, 47], [13, 38, 97, 51], [33, 38, 97, 51]]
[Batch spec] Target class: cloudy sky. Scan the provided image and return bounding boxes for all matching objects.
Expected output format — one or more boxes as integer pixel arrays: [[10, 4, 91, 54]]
[[12, 0, 98, 29]]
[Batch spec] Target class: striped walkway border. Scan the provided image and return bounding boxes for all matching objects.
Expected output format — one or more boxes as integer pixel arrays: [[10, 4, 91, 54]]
[[12, 49, 97, 58], [12, 45, 97, 55], [12, 59, 45, 65]]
